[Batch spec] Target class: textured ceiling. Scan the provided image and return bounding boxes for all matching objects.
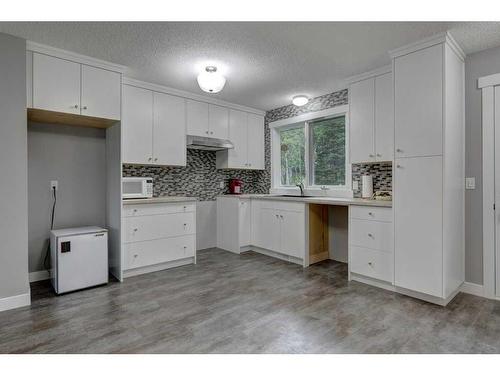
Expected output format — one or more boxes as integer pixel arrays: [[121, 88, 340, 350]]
[[1, 22, 500, 111]]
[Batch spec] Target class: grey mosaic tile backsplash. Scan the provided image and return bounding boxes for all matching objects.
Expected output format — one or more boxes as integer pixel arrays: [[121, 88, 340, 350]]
[[123, 88, 392, 201], [123, 149, 268, 201], [351, 162, 392, 198]]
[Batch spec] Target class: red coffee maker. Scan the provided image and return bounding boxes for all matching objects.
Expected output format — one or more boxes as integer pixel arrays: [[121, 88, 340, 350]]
[[229, 179, 243, 194]]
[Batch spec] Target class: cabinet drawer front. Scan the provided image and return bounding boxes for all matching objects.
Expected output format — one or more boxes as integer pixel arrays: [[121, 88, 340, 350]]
[[124, 212, 195, 243], [257, 200, 305, 213], [125, 235, 195, 270], [350, 246, 393, 283], [123, 203, 196, 217], [350, 219, 393, 252], [350, 206, 392, 222]]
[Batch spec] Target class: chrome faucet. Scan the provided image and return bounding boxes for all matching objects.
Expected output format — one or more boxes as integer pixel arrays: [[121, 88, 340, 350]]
[[296, 182, 305, 197]]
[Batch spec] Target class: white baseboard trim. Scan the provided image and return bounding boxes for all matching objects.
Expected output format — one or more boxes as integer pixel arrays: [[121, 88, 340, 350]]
[[29, 270, 50, 282], [460, 282, 484, 297], [0, 291, 31, 312]]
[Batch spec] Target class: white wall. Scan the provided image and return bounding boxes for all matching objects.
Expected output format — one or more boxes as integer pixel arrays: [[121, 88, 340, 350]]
[[464, 44, 500, 285], [0, 33, 29, 309], [28, 122, 106, 273]]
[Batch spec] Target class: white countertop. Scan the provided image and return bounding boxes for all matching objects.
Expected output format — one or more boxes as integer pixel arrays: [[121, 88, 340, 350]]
[[218, 194, 392, 207], [123, 196, 198, 205]]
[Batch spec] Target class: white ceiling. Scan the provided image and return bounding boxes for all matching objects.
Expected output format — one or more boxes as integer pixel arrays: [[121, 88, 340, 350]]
[[1, 22, 500, 111]]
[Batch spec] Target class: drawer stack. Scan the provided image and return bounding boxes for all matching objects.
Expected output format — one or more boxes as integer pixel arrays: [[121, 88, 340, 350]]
[[349, 206, 393, 283], [122, 202, 196, 271]]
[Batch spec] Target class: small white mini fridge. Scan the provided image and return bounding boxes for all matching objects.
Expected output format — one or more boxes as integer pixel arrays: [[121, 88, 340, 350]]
[[50, 226, 108, 294]]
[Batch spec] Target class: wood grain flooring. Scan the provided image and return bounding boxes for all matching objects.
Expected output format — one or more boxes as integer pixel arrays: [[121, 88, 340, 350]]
[[0, 248, 499, 353]]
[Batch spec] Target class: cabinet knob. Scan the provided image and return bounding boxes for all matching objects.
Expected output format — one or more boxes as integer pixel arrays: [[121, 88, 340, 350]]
[[183, 246, 187, 249], [396, 164, 402, 168], [133, 228, 138, 232], [73, 104, 78, 109], [154, 158, 158, 162], [148, 157, 152, 161], [396, 149, 403, 153], [133, 209, 137, 213], [376, 153, 382, 157], [210, 131, 214, 135], [280, 215, 284, 219], [82, 106, 88, 110], [368, 212, 373, 216], [206, 131, 209, 134], [275, 214, 279, 219], [368, 261, 373, 266], [367, 233, 373, 238], [369, 154, 374, 158], [134, 254, 138, 258]]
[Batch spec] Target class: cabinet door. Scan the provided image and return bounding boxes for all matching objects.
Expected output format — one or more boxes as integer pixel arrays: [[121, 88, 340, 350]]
[[279, 210, 305, 258], [375, 73, 394, 162], [227, 109, 248, 168], [122, 85, 153, 164], [32, 53, 80, 114], [394, 156, 443, 297], [247, 113, 265, 170], [258, 208, 280, 252], [186, 99, 209, 137], [81, 65, 121, 120], [186, 99, 208, 136], [208, 104, 229, 139], [239, 199, 251, 247], [350, 78, 375, 163], [153, 92, 186, 166], [394, 44, 443, 158]]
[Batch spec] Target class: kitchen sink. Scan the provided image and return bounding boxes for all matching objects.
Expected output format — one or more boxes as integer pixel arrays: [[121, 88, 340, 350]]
[[275, 194, 306, 198]]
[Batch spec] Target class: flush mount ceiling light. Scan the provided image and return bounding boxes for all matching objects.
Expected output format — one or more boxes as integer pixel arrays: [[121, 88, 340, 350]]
[[292, 95, 309, 106], [197, 66, 226, 94]]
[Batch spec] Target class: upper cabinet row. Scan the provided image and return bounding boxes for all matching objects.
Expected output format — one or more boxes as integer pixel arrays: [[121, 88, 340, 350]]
[[349, 71, 394, 164], [29, 52, 121, 120], [122, 83, 265, 169]]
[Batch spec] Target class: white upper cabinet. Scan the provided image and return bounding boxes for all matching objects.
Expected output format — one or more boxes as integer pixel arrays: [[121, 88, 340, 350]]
[[350, 78, 375, 163], [394, 44, 443, 158], [31, 52, 121, 120], [216, 110, 265, 170], [81, 65, 121, 120], [208, 104, 229, 139], [33, 53, 81, 114], [226, 109, 248, 167], [153, 92, 186, 166], [374, 73, 394, 162], [122, 85, 187, 167], [247, 113, 265, 169], [349, 69, 394, 164], [186, 99, 209, 137], [122, 85, 153, 165]]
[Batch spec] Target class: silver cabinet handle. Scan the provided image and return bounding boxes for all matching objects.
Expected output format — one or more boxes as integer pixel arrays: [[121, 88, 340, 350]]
[[82, 106, 88, 110], [396, 149, 403, 153]]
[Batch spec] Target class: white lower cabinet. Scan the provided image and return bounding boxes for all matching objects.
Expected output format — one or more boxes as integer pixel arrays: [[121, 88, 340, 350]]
[[349, 205, 393, 284], [122, 202, 196, 276], [216, 197, 252, 254], [251, 200, 306, 259]]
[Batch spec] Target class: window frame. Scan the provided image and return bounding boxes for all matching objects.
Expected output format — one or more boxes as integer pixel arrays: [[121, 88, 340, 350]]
[[270, 105, 351, 196]]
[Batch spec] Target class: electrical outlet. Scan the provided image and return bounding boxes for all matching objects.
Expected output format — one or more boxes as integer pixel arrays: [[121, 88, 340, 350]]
[[353, 181, 359, 191], [50, 180, 58, 191], [465, 177, 475, 190]]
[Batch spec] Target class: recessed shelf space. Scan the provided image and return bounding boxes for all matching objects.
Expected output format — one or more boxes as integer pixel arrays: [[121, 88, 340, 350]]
[[27, 108, 119, 129]]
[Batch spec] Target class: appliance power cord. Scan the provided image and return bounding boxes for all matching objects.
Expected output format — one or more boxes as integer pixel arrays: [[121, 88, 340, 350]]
[[43, 186, 57, 272]]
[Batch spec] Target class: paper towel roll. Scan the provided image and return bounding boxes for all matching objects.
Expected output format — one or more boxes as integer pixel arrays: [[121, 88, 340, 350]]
[[361, 175, 373, 198]]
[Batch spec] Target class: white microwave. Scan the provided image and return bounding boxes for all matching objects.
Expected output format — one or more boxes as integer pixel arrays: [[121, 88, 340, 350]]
[[122, 177, 153, 199]]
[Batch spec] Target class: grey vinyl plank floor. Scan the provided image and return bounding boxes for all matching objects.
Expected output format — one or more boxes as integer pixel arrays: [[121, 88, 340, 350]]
[[0, 248, 499, 353]]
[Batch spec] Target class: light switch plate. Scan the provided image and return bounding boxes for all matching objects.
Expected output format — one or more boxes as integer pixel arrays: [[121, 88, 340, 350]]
[[353, 181, 359, 191], [465, 177, 475, 190]]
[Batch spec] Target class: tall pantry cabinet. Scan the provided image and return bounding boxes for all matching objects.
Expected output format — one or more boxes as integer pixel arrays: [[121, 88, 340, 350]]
[[391, 33, 465, 304]]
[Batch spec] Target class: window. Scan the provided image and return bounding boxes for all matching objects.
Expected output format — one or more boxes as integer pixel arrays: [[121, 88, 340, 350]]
[[271, 107, 349, 191], [309, 116, 346, 186], [280, 126, 305, 186]]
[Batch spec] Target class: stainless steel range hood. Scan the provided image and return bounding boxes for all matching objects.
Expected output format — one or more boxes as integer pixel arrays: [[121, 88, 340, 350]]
[[186, 135, 234, 151]]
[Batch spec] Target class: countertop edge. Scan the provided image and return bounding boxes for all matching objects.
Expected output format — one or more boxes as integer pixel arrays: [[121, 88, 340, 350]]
[[123, 197, 198, 205]]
